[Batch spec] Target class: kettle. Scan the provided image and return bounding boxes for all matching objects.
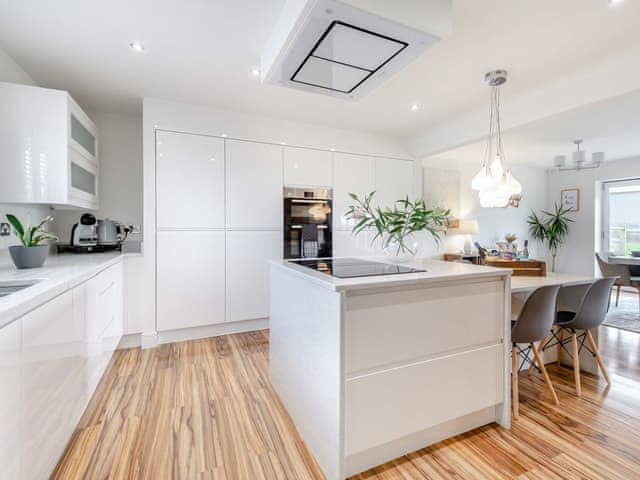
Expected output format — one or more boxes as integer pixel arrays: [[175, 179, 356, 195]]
[[97, 218, 120, 245]]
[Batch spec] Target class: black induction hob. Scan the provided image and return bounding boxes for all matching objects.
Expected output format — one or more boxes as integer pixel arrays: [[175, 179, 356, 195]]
[[291, 258, 425, 278]]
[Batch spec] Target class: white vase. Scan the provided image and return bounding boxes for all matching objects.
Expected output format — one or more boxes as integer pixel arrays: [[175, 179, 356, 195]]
[[383, 233, 419, 262]]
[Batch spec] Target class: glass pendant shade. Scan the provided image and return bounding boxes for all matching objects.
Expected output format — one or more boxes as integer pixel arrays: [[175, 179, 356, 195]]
[[471, 165, 493, 191], [505, 170, 522, 194], [489, 155, 504, 179]]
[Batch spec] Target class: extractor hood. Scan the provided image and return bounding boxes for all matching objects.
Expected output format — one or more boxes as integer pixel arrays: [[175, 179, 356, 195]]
[[261, 0, 452, 99]]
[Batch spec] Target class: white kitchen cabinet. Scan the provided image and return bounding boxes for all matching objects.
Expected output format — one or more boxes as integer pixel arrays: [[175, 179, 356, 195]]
[[226, 139, 282, 228], [0, 320, 21, 479], [156, 131, 225, 229], [226, 231, 281, 322], [333, 152, 375, 230], [0, 81, 99, 209], [157, 231, 226, 331], [284, 146, 333, 187], [20, 290, 88, 480], [374, 157, 414, 208]]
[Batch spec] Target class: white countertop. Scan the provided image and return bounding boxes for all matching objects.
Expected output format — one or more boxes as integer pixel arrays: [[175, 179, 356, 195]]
[[510, 273, 596, 293], [271, 257, 510, 292], [0, 251, 140, 329]]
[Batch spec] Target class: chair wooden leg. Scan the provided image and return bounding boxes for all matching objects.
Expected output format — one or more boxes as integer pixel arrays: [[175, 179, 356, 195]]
[[557, 328, 564, 366], [587, 330, 611, 386], [528, 335, 549, 375], [531, 342, 560, 405], [615, 285, 621, 307], [571, 332, 582, 396], [512, 345, 519, 419]]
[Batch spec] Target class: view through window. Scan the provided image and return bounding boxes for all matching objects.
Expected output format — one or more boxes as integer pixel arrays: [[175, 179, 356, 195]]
[[605, 180, 640, 256]]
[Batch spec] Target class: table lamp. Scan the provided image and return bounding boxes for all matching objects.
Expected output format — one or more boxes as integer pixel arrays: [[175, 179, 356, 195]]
[[450, 219, 479, 255]]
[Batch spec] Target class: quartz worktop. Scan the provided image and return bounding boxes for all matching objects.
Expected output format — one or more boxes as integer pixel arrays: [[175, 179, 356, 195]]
[[0, 251, 140, 328], [270, 257, 510, 292]]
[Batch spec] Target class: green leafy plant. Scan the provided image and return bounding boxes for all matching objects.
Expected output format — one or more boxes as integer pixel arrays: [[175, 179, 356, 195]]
[[5, 214, 58, 247], [526, 204, 573, 272], [345, 192, 450, 256]]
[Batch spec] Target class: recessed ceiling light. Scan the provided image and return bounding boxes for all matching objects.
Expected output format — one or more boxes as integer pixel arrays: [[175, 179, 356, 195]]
[[221, 134, 228, 138], [129, 42, 145, 53], [410, 103, 420, 112], [250, 67, 261, 77], [280, 141, 286, 145], [608, 0, 624, 5]]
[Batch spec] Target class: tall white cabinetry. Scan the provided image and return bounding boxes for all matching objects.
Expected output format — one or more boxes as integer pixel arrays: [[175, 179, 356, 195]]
[[0, 81, 99, 209], [156, 132, 283, 331]]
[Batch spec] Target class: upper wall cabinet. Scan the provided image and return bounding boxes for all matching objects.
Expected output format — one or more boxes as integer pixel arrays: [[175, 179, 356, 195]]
[[0, 82, 99, 210], [226, 139, 283, 229], [283, 146, 333, 187], [333, 152, 375, 229], [374, 158, 414, 208], [156, 131, 225, 230]]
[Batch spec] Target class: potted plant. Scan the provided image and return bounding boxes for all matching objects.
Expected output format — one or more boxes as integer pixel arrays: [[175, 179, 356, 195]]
[[345, 192, 450, 261], [526, 204, 573, 272], [5, 214, 58, 269]]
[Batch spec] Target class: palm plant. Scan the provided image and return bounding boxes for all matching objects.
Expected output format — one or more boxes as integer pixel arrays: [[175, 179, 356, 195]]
[[526, 204, 573, 272], [346, 192, 450, 256], [5, 214, 58, 246]]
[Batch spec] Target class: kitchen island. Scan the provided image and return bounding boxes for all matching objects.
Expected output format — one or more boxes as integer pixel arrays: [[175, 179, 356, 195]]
[[269, 258, 512, 479]]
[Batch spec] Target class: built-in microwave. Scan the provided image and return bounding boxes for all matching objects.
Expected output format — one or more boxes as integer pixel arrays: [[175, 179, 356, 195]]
[[283, 187, 332, 259]]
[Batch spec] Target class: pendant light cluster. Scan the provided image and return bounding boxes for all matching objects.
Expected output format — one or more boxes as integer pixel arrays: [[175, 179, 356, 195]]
[[471, 70, 522, 208]]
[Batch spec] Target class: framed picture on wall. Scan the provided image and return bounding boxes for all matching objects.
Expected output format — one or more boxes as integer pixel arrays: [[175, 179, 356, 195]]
[[561, 188, 580, 212]]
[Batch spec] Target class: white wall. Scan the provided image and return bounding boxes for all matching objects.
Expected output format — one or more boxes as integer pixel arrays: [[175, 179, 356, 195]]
[[141, 97, 414, 336], [422, 158, 548, 259], [0, 46, 54, 253], [547, 156, 640, 275]]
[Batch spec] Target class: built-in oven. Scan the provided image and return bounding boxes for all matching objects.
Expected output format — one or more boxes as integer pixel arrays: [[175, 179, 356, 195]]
[[283, 187, 332, 259]]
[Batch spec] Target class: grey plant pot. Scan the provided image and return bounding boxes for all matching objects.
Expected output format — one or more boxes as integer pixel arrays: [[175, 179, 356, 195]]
[[9, 245, 49, 269]]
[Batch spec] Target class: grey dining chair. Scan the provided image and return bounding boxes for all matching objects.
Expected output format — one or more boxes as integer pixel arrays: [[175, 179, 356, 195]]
[[595, 253, 640, 312], [511, 284, 561, 419], [541, 277, 617, 396]]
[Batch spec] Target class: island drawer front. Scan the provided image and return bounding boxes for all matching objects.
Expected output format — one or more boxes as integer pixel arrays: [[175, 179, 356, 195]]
[[345, 280, 504, 375], [344, 343, 503, 456]]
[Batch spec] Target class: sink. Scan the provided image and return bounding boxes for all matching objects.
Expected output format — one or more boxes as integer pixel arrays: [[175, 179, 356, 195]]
[[0, 280, 40, 298]]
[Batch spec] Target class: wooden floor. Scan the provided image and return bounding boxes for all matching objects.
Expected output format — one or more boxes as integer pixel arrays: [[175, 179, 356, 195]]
[[53, 326, 640, 479]]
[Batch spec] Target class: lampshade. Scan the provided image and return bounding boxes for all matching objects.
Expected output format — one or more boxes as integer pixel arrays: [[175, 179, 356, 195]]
[[449, 219, 479, 235]]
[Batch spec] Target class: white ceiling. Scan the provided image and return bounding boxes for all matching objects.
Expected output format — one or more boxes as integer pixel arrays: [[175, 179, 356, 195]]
[[430, 89, 640, 168], [0, 0, 639, 139]]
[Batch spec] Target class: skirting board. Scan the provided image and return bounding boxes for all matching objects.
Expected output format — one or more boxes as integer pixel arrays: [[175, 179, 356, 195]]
[[118, 318, 269, 349], [345, 406, 499, 478]]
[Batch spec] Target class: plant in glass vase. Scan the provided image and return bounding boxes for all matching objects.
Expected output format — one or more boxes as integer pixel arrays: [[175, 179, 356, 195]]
[[526, 204, 573, 272], [345, 192, 450, 261]]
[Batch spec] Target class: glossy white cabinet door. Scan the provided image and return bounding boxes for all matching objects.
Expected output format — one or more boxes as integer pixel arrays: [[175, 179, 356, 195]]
[[283, 146, 333, 187], [333, 152, 375, 230], [226, 139, 282, 228], [226, 230, 281, 322], [157, 130, 225, 229], [0, 320, 21, 479], [157, 231, 226, 330], [374, 157, 414, 209], [20, 290, 87, 480]]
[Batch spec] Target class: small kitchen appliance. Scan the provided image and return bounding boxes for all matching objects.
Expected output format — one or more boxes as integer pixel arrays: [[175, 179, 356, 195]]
[[70, 213, 98, 247], [60, 213, 132, 253]]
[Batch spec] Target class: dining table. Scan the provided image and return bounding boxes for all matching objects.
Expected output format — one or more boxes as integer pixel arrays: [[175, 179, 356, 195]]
[[608, 255, 640, 275]]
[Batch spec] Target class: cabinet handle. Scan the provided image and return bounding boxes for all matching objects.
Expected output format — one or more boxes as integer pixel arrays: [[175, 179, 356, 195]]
[[291, 199, 329, 204]]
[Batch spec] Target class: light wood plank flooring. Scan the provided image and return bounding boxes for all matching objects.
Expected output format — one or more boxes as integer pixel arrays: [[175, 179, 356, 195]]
[[53, 327, 640, 479]]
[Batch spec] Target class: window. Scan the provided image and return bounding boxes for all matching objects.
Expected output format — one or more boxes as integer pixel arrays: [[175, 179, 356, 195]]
[[603, 179, 640, 256]]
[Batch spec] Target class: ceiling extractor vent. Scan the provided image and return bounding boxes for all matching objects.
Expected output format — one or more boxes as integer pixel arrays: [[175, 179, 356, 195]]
[[261, 0, 452, 100]]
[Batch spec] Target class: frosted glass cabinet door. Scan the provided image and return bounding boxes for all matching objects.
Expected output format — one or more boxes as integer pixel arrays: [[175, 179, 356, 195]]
[[156, 131, 225, 229], [226, 140, 283, 228], [226, 231, 281, 322], [374, 157, 414, 209], [157, 231, 226, 330], [333, 152, 375, 229], [0, 320, 21, 479]]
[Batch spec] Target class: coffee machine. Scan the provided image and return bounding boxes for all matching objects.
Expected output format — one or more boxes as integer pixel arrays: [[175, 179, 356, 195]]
[[70, 213, 98, 247]]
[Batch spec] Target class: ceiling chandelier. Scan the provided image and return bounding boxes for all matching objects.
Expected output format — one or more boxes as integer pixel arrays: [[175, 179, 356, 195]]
[[553, 139, 604, 171], [471, 70, 522, 208]]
